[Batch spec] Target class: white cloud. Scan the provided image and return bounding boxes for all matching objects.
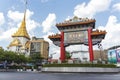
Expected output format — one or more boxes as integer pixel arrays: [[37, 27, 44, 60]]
[[42, 32, 54, 43], [0, 9, 40, 42], [0, 12, 5, 34], [98, 15, 120, 49], [113, 3, 120, 12], [7, 9, 34, 22], [25, 9, 34, 20], [0, 12, 5, 25], [0, 28, 17, 41], [8, 9, 40, 33], [51, 46, 60, 59], [26, 19, 40, 31], [42, 13, 56, 33], [7, 10, 23, 22], [74, 0, 111, 18]]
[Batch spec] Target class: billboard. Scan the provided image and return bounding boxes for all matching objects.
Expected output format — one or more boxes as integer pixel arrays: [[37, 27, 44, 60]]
[[64, 31, 88, 44], [116, 49, 120, 62], [108, 50, 117, 63]]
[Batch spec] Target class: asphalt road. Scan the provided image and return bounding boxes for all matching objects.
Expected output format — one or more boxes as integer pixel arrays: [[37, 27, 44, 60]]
[[0, 72, 120, 80]]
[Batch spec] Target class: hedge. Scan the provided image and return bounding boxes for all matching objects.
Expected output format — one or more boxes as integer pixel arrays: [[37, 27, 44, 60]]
[[43, 63, 117, 68]]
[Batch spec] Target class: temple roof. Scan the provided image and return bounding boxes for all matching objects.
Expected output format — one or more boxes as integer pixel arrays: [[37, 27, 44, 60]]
[[25, 41, 30, 49], [12, 11, 30, 40], [91, 29, 107, 36], [48, 34, 61, 39], [56, 16, 96, 27], [8, 38, 22, 47]]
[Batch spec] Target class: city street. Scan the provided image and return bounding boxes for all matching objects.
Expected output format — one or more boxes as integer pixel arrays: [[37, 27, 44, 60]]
[[0, 72, 120, 80]]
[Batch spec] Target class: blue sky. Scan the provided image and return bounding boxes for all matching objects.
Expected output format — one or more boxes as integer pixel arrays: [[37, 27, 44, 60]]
[[0, 0, 120, 58]]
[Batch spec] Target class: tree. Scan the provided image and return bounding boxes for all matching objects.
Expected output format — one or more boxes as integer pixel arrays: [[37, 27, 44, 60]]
[[66, 51, 71, 59], [15, 54, 27, 64], [0, 50, 28, 64], [0, 48, 4, 61], [30, 53, 43, 65]]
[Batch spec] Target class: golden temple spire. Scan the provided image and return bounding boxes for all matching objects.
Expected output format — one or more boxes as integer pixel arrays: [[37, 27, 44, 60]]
[[12, 0, 30, 40]]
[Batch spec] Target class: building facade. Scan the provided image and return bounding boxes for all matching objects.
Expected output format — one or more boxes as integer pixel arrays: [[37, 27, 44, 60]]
[[7, 11, 30, 56], [30, 37, 49, 59], [93, 50, 108, 61]]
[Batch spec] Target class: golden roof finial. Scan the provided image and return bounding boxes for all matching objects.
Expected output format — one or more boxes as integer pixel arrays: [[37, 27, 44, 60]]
[[12, 0, 30, 40]]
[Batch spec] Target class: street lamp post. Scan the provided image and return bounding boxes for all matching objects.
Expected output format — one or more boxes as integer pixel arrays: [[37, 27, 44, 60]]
[[110, 52, 113, 63], [98, 43, 103, 62], [3, 60, 7, 71]]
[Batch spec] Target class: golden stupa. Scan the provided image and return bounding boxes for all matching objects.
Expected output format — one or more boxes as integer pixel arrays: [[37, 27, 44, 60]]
[[8, 10, 30, 48], [12, 11, 30, 40]]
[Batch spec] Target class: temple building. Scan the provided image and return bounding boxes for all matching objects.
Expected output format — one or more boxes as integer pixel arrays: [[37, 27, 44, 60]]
[[7, 11, 49, 58], [29, 37, 49, 59], [7, 12, 49, 58], [7, 11, 30, 56], [7, 1, 49, 59]]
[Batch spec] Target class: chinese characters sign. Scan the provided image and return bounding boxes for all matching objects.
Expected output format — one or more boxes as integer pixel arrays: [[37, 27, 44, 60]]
[[64, 31, 88, 44]]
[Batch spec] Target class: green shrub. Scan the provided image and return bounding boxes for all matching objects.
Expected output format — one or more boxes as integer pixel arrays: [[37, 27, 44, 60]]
[[43, 63, 117, 68], [8, 65, 23, 69]]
